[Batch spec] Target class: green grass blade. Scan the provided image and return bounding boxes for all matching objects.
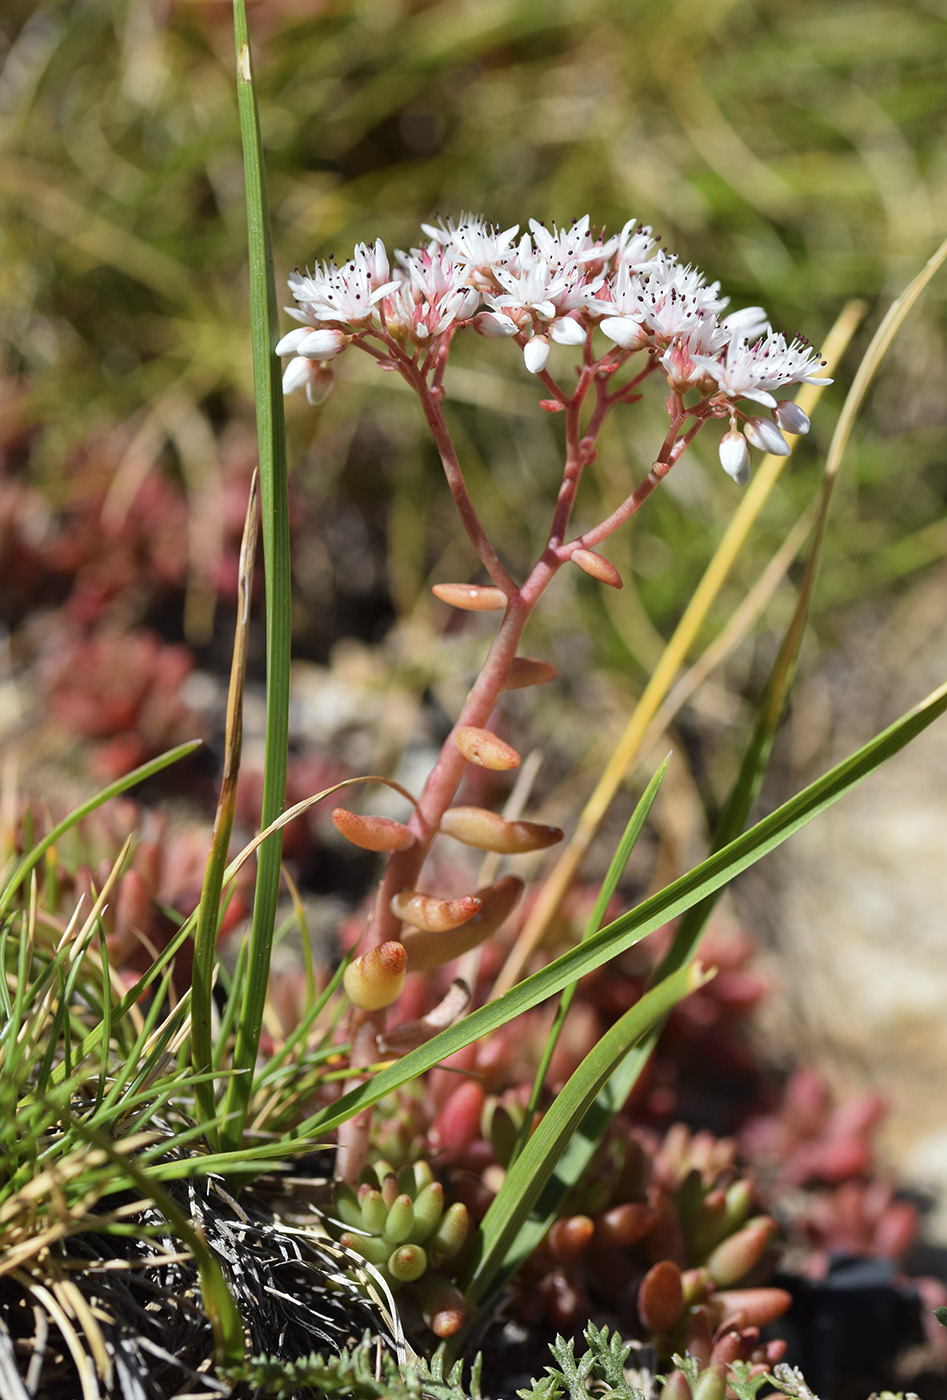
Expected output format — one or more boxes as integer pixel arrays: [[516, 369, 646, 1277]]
[[457, 960, 710, 1326], [220, 0, 292, 1155], [513, 756, 670, 1165], [293, 677, 947, 1138], [0, 742, 202, 921]]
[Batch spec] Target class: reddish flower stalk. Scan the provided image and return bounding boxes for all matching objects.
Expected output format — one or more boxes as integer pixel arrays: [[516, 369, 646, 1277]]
[[276, 215, 828, 1181]]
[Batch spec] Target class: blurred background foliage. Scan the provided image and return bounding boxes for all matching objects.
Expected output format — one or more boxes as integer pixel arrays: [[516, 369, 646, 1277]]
[[1, 0, 946, 801]]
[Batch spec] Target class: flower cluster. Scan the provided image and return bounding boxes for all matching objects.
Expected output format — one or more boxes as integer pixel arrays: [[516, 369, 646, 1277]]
[[278, 215, 830, 483]]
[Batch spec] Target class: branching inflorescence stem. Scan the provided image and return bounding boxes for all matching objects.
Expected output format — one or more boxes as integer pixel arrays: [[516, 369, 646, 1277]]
[[276, 214, 830, 1180]]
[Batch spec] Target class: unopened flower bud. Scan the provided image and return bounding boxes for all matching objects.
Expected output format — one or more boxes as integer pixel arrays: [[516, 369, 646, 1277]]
[[388, 1243, 427, 1283], [524, 334, 550, 374], [439, 806, 563, 853], [332, 808, 415, 853], [305, 364, 335, 406], [572, 548, 623, 589], [391, 889, 481, 933], [774, 399, 811, 435], [504, 656, 558, 690], [600, 316, 649, 351], [296, 328, 349, 360], [550, 316, 587, 346], [343, 941, 407, 1011], [718, 430, 751, 485], [638, 1258, 685, 1335], [431, 583, 507, 611], [402, 876, 524, 972], [414, 1273, 466, 1338], [743, 416, 791, 457], [453, 726, 521, 771]]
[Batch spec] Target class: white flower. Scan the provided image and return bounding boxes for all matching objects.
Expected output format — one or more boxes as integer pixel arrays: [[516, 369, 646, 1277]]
[[527, 215, 616, 272], [287, 239, 397, 327], [614, 218, 659, 270], [382, 248, 481, 341], [690, 334, 782, 408], [420, 214, 520, 285]]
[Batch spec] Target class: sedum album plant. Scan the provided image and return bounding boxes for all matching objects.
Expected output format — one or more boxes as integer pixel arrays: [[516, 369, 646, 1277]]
[[273, 212, 831, 1181], [5, 2, 947, 1392]]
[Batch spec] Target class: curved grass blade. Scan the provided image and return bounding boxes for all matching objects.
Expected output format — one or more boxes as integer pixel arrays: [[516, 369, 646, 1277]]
[[219, 0, 292, 1154], [456, 960, 713, 1329], [294, 675, 947, 1139], [512, 755, 671, 1168], [0, 741, 202, 921], [191, 471, 258, 1141]]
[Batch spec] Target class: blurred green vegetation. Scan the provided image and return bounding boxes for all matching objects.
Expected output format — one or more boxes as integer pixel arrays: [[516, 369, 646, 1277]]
[[1, 0, 945, 742]]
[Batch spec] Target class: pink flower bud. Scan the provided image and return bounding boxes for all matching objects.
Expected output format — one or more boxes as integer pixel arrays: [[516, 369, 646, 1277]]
[[390, 889, 481, 933], [439, 806, 563, 853], [343, 940, 407, 1011], [430, 583, 507, 611], [637, 1258, 685, 1334], [572, 549, 623, 589], [331, 808, 415, 853], [504, 656, 558, 690], [453, 726, 521, 771]]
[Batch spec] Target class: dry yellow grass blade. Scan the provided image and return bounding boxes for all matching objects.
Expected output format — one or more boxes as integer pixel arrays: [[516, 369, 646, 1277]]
[[495, 300, 865, 995]]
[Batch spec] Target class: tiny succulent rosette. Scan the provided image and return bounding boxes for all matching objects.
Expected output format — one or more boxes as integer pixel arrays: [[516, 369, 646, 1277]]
[[331, 1160, 470, 1337], [277, 214, 830, 484]]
